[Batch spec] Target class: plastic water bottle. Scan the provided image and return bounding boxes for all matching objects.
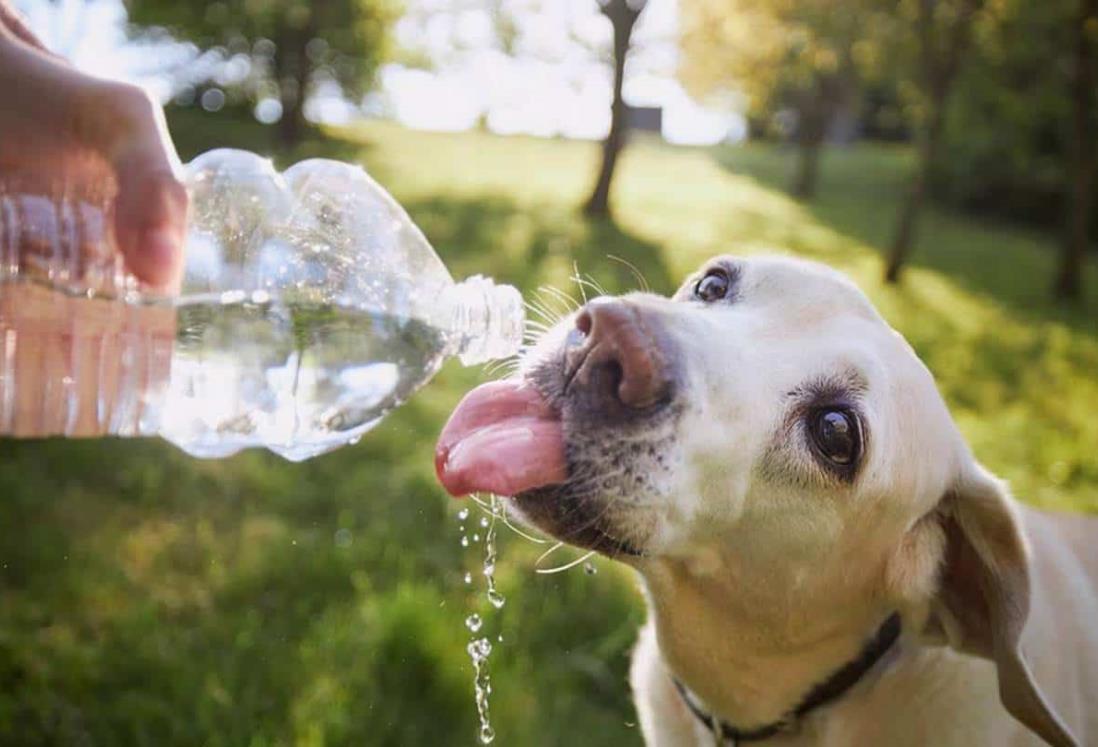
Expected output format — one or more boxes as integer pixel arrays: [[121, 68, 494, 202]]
[[0, 149, 524, 460]]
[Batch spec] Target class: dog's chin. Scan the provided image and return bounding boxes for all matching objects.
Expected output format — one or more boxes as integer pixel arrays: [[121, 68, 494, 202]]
[[509, 484, 648, 558]]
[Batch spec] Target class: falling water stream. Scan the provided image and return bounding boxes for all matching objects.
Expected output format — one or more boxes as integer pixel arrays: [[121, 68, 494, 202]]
[[459, 497, 504, 744], [457, 491, 601, 743]]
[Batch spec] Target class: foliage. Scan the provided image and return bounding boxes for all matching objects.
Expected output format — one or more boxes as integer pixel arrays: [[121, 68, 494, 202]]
[[931, 0, 1098, 234], [127, 0, 400, 140], [678, 0, 897, 198], [882, 0, 988, 282], [678, 0, 889, 134], [1, 111, 1096, 746]]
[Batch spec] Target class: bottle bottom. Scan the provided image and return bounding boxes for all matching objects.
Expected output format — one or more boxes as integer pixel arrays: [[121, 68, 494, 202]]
[[0, 278, 172, 438]]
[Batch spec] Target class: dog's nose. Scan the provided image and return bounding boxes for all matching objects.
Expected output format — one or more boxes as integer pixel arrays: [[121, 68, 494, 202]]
[[566, 299, 672, 411]]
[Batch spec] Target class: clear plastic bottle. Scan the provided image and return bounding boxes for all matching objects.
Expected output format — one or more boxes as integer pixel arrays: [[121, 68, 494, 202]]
[[0, 149, 524, 460]]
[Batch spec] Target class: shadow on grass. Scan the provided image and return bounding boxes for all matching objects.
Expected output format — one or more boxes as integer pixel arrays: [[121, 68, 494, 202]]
[[403, 194, 674, 299], [714, 145, 1098, 338]]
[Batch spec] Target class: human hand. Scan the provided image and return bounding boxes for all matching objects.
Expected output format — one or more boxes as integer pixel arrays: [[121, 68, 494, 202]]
[[0, 0, 188, 291]]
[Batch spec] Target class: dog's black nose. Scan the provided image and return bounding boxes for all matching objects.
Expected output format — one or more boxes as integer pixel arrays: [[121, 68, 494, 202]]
[[566, 299, 672, 412]]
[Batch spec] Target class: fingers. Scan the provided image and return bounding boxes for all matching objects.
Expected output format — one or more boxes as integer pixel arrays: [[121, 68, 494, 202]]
[[0, 15, 189, 293], [100, 85, 189, 292], [0, 0, 56, 56], [114, 162, 188, 292]]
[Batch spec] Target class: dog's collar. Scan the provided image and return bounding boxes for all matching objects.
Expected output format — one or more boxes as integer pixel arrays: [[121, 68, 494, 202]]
[[672, 612, 902, 745]]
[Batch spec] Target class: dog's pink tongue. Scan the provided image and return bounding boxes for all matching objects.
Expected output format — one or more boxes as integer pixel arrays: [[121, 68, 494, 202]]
[[436, 380, 567, 497]]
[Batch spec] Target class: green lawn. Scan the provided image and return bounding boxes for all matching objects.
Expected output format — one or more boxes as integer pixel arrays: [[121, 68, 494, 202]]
[[2, 112, 1095, 746]]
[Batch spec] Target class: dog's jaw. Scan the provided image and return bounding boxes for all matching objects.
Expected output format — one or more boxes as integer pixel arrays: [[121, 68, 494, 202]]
[[502, 335, 685, 559]]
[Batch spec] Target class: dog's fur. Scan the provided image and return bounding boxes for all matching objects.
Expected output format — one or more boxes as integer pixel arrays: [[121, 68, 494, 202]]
[[510, 256, 1097, 746]]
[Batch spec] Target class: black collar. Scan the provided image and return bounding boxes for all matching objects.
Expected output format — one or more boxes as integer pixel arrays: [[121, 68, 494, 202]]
[[673, 613, 902, 744]]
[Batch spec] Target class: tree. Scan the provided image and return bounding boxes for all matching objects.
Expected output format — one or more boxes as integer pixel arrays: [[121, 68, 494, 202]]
[[884, 0, 985, 283], [127, 0, 399, 145], [584, 0, 648, 219], [680, 0, 880, 200], [1055, 0, 1097, 300]]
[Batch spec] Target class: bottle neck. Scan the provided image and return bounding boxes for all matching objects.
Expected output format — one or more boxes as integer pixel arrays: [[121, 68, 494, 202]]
[[441, 275, 524, 365]]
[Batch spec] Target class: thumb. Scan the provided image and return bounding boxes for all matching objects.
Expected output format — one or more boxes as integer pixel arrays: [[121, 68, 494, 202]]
[[106, 86, 189, 292]]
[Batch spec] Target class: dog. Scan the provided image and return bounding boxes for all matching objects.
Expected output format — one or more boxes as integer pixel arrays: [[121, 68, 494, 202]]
[[436, 255, 1097, 746]]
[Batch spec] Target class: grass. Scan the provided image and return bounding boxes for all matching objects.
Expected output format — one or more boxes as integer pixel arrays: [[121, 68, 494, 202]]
[[1, 109, 1095, 746]]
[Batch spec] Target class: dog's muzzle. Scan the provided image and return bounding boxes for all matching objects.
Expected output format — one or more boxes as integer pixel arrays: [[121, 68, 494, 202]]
[[563, 298, 675, 422]]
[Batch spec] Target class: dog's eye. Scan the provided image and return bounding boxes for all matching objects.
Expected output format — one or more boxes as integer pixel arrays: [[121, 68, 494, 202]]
[[695, 269, 732, 302], [809, 409, 861, 467]]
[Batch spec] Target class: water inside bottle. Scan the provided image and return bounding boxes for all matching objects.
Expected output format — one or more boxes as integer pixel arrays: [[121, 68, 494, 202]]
[[162, 291, 449, 461], [0, 280, 449, 458]]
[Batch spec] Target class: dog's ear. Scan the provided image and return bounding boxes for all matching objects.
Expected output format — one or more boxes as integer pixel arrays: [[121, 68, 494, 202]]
[[929, 463, 1077, 747]]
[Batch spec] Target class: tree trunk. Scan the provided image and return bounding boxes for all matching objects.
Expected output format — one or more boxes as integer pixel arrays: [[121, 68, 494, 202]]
[[1054, 0, 1096, 300], [885, 108, 942, 283], [278, 92, 306, 146], [584, 78, 626, 218], [791, 87, 829, 200], [275, 26, 312, 147], [885, 0, 983, 284], [792, 134, 823, 200], [584, 0, 645, 219]]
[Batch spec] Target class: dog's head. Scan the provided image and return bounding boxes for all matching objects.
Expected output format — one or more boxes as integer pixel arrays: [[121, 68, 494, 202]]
[[436, 255, 1074, 746]]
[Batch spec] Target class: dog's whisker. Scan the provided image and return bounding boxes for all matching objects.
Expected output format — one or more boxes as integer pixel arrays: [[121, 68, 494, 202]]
[[483, 355, 519, 379], [535, 549, 596, 575], [533, 286, 571, 311], [607, 254, 650, 293], [523, 320, 554, 334], [525, 299, 562, 327], [524, 310, 556, 328], [530, 296, 572, 330], [538, 284, 581, 314], [467, 493, 552, 545], [570, 262, 589, 304], [535, 541, 566, 567], [570, 270, 610, 299], [536, 285, 577, 310], [498, 512, 550, 545]]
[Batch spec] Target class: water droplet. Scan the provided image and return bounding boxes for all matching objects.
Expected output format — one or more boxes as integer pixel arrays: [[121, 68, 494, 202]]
[[467, 636, 492, 659], [334, 528, 352, 548], [584, 562, 597, 575], [461, 494, 501, 745]]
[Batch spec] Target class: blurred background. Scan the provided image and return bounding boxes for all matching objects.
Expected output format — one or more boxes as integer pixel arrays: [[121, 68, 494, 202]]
[[1, 0, 1095, 744]]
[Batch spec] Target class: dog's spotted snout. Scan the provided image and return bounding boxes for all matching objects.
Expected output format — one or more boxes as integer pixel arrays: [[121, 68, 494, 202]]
[[565, 299, 673, 414]]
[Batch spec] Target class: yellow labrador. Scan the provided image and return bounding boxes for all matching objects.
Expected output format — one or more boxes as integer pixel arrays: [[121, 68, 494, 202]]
[[436, 256, 1096, 746]]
